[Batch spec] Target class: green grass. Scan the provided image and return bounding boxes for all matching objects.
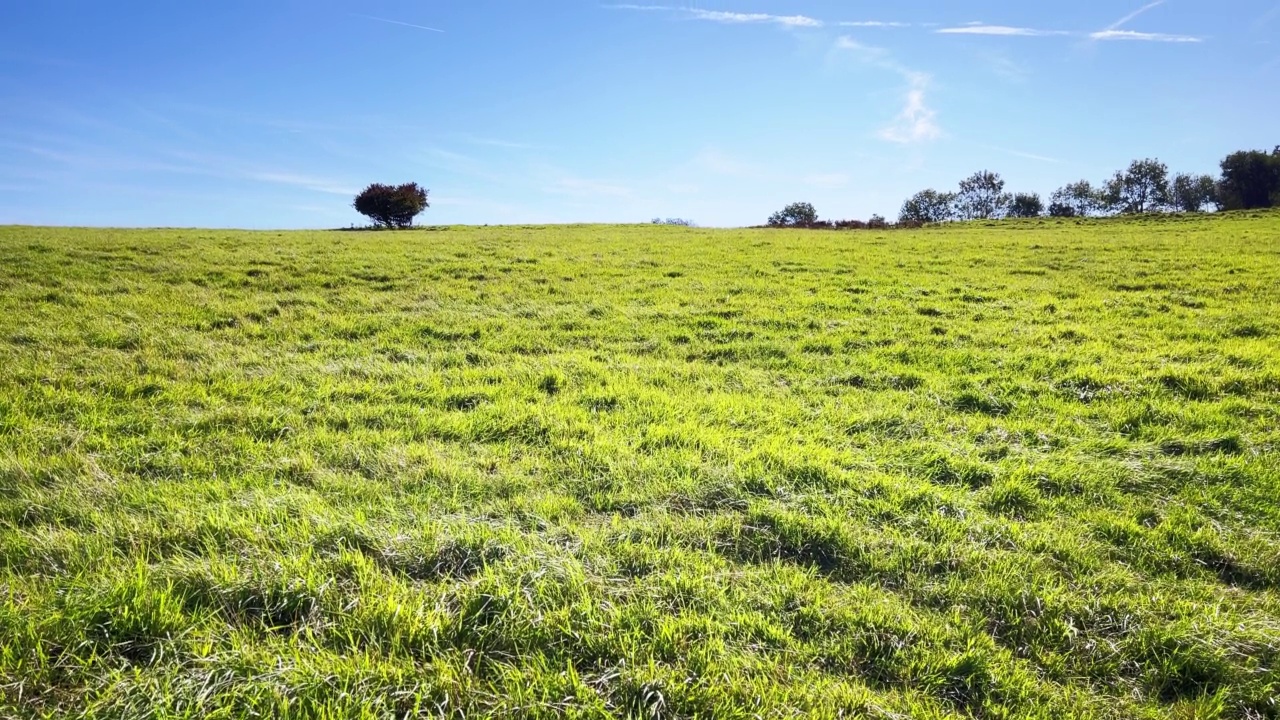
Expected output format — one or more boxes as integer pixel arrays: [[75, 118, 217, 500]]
[[1, 212, 1279, 718]]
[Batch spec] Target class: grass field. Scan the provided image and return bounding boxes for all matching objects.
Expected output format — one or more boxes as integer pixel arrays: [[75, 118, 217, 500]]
[[2, 213, 1279, 718]]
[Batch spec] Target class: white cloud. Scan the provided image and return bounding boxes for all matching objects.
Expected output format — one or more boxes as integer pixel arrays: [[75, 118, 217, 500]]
[[548, 176, 632, 198], [834, 36, 891, 61], [693, 148, 766, 179], [245, 172, 357, 196], [879, 77, 941, 144], [983, 146, 1062, 163], [937, 25, 1069, 37], [686, 9, 822, 27], [604, 5, 822, 28], [839, 21, 910, 28], [1104, 1, 1166, 31], [834, 37, 941, 145], [803, 173, 850, 189], [1089, 29, 1201, 42], [1089, 2, 1201, 42]]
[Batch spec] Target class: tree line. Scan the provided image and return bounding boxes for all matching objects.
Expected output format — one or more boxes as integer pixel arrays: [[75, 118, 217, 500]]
[[898, 147, 1280, 224]]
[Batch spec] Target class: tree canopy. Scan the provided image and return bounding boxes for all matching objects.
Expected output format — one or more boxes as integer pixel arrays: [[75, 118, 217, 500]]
[[353, 183, 430, 229], [955, 171, 1011, 220], [1217, 148, 1280, 210], [767, 202, 819, 228]]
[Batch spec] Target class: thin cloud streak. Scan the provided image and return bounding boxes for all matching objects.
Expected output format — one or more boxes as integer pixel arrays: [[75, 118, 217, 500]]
[[1090, 30, 1201, 42], [982, 145, 1063, 164], [685, 9, 822, 27], [839, 21, 910, 28], [350, 13, 444, 33], [937, 25, 1070, 37], [1105, 1, 1167, 31], [607, 5, 1202, 44], [1256, 3, 1280, 29], [604, 5, 822, 28]]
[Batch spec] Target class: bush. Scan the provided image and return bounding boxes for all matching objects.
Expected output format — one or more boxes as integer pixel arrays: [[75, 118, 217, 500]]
[[867, 214, 888, 230], [1047, 202, 1077, 218], [353, 183, 430, 229], [651, 218, 696, 227], [767, 202, 819, 228]]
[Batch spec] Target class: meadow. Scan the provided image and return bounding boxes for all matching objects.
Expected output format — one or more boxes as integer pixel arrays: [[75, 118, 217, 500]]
[[1, 213, 1279, 718]]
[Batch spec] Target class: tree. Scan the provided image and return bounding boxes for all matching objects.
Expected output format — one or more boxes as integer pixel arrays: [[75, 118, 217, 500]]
[[1217, 148, 1280, 210], [353, 182, 430, 229], [955, 171, 1011, 220], [899, 189, 955, 224], [1102, 159, 1170, 214], [1170, 173, 1218, 213], [767, 202, 819, 228], [1008, 192, 1044, 218], [1050, 180, 1100, 217]]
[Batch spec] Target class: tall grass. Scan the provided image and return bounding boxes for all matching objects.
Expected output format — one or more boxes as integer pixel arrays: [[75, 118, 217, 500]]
[[1, 213, 1278, 718]]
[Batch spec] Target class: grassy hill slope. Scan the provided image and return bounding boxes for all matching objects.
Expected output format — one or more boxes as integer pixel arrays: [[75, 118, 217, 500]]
[[2, 214, 1279, 718]]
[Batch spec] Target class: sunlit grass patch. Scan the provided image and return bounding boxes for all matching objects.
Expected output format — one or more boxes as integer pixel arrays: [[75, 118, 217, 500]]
[[2, 213, 1279, 717]]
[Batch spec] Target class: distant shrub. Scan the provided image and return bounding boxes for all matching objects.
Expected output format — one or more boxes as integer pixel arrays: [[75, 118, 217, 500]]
[[867, 214, 889, 230], [833, 219, 868, 230], [353, 183, 429, 229], [1047, 202, 1077, 218], [651, 218, 697, 227], [767, 202, 819, 228]]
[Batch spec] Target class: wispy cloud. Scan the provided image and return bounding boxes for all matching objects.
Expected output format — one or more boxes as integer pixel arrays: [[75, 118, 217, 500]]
[[982, 145, 1063, 163], [1257, 3, 1280, 29], [604, 5, 822, 28], [835, 37, 941, 145], [1087, 1, 1201, 42], [454, 134, 543, 150], [803, 173, 850, 189], [937, 24, 1069, 37], [245, 172, 356, 196], [688, 9, 822, 27], [693, 148, 766, 179], [548, 176, 632, 198], [935, 6, 1200, 43], [350, 13, 444, 33], [1104, 1, 1166, 31], [1089, 29, 1201, 42], [879, 75, 941, 144], [838, 21, 910, 28]]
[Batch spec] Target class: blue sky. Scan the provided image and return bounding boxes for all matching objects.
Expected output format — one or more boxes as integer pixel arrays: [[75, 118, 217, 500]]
[[1, 1, 1277, 228]]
